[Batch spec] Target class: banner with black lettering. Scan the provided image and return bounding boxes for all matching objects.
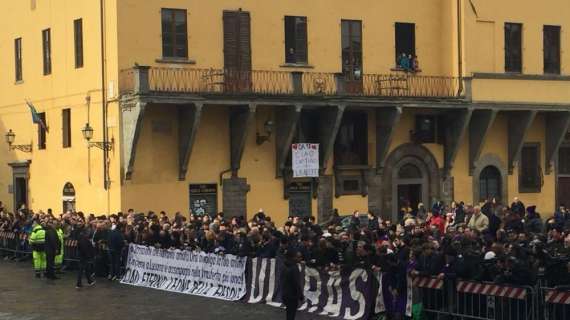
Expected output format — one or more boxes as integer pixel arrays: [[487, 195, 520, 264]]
[[121, 244, 247, 301], [245, 258, 375, 320]]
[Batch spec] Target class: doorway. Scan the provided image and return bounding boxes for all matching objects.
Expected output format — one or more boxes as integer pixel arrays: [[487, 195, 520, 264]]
[[397, 184, 422, 216], [15, 178, 27, 211], [393, 161, 429, 221], [9, 161, 30, 213], [288, 181, 312, 217]]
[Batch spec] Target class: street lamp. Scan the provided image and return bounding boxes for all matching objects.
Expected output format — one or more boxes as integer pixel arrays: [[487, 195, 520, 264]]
[[82, 123, 113, 151], [5, 129, 32, 153]]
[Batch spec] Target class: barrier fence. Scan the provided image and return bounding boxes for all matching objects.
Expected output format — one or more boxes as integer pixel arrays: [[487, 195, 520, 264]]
[[0, 231, 568, 320]]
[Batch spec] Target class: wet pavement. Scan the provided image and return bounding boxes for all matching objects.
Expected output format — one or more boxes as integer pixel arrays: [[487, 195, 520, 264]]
[[0, 260, 328, 320]]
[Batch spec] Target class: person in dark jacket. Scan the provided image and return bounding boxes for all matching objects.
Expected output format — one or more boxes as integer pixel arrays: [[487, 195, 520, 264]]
[[44, 220, 61, 280], [76, 226, 96, 288], [107, 224, 125, 280], [281, 249, 303, 320]]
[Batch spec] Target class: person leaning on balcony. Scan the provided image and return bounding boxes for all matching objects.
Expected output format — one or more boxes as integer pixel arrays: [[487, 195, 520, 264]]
[[467, 206, 489, 233]]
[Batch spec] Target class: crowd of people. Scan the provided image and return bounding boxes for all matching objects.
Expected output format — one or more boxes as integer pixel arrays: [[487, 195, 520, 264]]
[[1, 197, 570, 303]]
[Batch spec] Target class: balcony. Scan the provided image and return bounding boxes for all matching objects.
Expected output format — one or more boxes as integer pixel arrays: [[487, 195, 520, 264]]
[[119, 66, 463, 99]]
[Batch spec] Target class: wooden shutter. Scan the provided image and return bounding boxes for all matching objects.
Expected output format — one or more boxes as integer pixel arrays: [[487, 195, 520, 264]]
[[38, 112, 46, 150], [295, 18, 308, 63], [223, 11, 239, 70], [238, 11, 251, 71], [62, 109, 71, 148]]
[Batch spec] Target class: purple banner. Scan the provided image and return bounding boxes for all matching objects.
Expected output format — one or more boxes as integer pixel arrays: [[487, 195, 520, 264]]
[[245, 258, 380, 320]]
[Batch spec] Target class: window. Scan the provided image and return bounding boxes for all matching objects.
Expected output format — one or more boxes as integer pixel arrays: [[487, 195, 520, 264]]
[[334, 112, 368, 166], [505, 23, 523, 73], [559, 146, 570, 174], [161, 9, 188, 59], [74, 19, 83, 68], [62, 109, 71, 148], [335, 175, 364, 196], [15, 38, 22, 82], [519, 143, 541, 192], [38, 112, 47, 150], [414, 115, 436, 143], [480, 166, 501, 202], [341, 20, 362, 80], [284, 16, 308, 64], [544, 25, 561, 74], [395, 23, 416, 66], [42, 29, 51, 75]]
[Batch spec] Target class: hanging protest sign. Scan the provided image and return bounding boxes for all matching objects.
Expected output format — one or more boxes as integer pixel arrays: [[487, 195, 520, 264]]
[[292, 143, 319, 178]]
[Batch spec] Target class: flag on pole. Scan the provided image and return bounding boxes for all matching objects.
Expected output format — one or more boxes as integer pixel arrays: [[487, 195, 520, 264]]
[[25, 100, 48, 132]]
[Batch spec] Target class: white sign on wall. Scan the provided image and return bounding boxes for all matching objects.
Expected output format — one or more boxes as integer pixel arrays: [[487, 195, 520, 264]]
[[292, 143, 319, 178]]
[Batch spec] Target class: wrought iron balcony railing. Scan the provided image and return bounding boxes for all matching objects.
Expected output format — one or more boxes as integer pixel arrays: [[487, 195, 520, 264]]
[[119, 66, 463, 99]]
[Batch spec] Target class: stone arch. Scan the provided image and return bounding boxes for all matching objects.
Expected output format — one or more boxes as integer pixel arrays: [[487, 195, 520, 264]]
[[382, 143, 441, 221], [472, 153, 508, 205]]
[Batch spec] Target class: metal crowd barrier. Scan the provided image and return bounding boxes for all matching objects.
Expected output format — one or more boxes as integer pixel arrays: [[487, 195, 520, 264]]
[[541, 287, 570, 320], [414, 276, 454, 319], [0, 231, 31, 260], [413, 276, 537, 320]]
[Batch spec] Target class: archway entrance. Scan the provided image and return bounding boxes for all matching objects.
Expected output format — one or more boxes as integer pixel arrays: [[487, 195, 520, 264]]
[[396, 163, 425, 217], [382, 143, 440, 222], [479, 166, 501, 202]]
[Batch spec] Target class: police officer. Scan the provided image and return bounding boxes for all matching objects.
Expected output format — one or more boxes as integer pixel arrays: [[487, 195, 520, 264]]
[[29, 221, 46, 278]]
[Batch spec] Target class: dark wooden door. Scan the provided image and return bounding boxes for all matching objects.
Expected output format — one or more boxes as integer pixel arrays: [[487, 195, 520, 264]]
[[223, 10, 251, 93], [558, 177, 570, 206], [289, 191, 312, 217]]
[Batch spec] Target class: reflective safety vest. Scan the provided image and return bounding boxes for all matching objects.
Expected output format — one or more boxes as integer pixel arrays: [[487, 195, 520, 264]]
[[29, 225, 46, 251], [56, 228, 64, 254]]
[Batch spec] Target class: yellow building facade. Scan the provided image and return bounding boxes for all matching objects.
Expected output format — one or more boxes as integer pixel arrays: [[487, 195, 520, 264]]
[[1, 0, 570, 225]]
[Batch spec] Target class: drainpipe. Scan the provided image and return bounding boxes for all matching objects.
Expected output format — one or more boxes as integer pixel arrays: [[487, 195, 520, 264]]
[[100, 0, 109, 191], [457, 0, 464, 95]]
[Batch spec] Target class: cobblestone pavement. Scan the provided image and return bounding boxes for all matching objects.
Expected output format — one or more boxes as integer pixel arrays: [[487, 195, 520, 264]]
[[0, 260, 328, 320]]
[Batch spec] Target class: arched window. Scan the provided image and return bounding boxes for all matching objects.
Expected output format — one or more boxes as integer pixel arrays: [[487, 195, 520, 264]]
[[62, 182, 76, 213], [480, 166, 501, 202], [398, 163, 422, 179]]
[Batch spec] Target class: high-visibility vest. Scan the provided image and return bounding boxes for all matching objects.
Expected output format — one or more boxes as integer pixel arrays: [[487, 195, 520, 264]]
[[29, 225, 46, 251]]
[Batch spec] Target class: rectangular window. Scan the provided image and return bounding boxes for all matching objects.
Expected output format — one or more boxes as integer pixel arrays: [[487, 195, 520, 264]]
[[284, 16, 308, 64], [62, 109, 71, 148], [189, 184, 217, 216], [505, 22, 523, 73], [544, 25, 561, 74], [395, 23, 416, 66], [161, 8, 188, 59], [74, 19, 83, 68], [15, 38, 22, 82], [519, 144, 541, 192], [334, 111, 368, 166], [38, 112, 47, 150], [42, 29, 51, 75], [341, 20, 362, 80], [414, 115, 437, 143], [559, 146, 570, 175]]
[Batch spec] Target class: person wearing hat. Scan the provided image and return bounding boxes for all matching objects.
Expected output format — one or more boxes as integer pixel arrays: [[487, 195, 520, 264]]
[[28, 220, 46, 278]]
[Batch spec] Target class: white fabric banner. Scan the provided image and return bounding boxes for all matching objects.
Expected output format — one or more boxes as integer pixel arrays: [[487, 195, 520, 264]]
[[121, 244, 247, 301], [292, 143, 319, 177]]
